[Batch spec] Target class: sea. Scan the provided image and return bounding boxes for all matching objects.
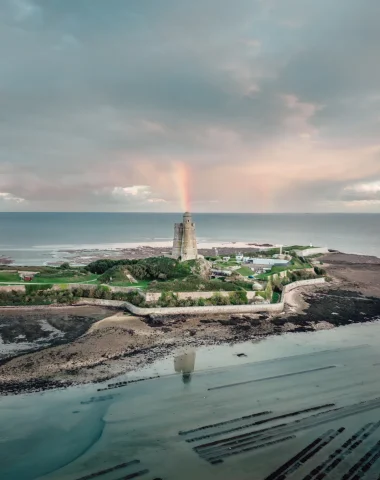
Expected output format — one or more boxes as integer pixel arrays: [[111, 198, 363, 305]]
[[0, 212, 379, 265]]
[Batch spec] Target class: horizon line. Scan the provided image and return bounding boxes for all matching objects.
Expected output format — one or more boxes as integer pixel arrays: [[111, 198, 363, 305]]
[[0, 211, 379, 215]]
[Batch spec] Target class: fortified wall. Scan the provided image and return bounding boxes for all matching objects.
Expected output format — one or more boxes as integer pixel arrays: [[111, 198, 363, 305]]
[[121, 278, 325, 316]]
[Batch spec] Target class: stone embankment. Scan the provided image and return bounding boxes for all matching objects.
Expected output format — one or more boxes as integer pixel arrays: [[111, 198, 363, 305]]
[[76, 278, 325, 316]]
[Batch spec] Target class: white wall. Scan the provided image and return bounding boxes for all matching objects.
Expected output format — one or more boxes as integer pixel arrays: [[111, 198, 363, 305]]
[[294, 247, 329, 257]]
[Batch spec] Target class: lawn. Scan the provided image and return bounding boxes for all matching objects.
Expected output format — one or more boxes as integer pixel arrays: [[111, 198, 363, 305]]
[[0, 272, 20, 282], [213, 260, 240, 269], [237, 266, 254, 277], [30, 274, 99, 284]]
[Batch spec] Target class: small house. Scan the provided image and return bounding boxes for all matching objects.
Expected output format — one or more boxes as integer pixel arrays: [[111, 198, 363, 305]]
[[18, 271, 38, 282], [222, 256, 231, 262]]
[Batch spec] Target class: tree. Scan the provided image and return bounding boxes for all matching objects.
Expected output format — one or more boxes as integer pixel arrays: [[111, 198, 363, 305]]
[[265, 280, 273, 301]]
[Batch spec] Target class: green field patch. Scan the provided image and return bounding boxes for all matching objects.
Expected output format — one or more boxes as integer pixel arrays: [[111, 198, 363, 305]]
[[236, 266, 254, 277], [31, 274, 98, 284], [0, 272, 20, 282]]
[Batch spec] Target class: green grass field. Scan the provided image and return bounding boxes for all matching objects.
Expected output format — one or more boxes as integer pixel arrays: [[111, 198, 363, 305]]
[[0, 272, 20, 282], [237, 266, 254, 277], [33, 274, 99, 284]]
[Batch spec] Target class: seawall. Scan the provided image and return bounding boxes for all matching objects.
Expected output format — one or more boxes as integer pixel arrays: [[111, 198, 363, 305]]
[[76, 278, 325, 316]]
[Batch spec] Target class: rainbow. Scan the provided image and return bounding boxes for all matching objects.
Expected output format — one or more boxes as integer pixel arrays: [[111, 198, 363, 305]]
[[173, 161, 191, 212]]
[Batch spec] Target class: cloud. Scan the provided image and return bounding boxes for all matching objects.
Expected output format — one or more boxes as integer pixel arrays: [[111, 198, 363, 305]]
[[345, 181, 380, 194], [147, 198, 167, 204], [0, 0, 380, 212], [109, 186, 168, 208], [0, 192, 25, 203], [112, 186, 151, 198], [8, 0, 41, 21]]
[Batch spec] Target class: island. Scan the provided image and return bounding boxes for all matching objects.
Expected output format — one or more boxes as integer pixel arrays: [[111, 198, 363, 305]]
[[0, 214, 379, 395]]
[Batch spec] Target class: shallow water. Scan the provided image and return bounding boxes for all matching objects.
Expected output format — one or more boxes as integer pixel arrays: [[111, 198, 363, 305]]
[[1, 321, 380, 479]]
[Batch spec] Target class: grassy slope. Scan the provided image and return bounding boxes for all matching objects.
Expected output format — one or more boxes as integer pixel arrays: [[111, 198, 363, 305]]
[[236, 266, 254, 276]]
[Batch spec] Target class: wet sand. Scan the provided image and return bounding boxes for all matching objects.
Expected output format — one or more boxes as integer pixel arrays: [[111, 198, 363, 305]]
[[321, 252, 380, 297]]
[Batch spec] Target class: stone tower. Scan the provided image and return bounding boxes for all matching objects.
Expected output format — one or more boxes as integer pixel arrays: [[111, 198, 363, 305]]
[[172, 212, 198, 261]]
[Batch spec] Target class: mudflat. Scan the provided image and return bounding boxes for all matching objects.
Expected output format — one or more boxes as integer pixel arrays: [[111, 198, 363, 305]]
[[321, 252, 380, 297]]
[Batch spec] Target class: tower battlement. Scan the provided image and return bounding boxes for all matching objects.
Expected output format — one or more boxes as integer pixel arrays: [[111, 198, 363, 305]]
[[172, 212, 198, 261]]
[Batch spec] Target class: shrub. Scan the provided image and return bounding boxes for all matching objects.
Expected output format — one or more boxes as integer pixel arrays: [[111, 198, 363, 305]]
[[93, 285, 112, 299], [265, 280, 273, 301], [123, 290, 146, 306], [157, 291, 179, 307], [71, 287, 84, 297], [86, 259, 129, 274], [178, 297, 197, 307], [229, 291, 248, 305], [148, 276, 242, 293], [25, 284, 53, 294], [314, 266, 326, 276], [89, 256, 192, 281], [209, 293, 230, 306], [60, 262, 70, 270], [272, 291, 281, 303]]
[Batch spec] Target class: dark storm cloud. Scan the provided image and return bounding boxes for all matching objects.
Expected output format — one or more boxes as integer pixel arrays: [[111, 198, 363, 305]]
[[0, 0, 379, 212]]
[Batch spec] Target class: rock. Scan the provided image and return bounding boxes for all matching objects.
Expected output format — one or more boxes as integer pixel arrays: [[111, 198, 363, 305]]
[[161, 326, 172, 333], [146, 315, 164, 326]]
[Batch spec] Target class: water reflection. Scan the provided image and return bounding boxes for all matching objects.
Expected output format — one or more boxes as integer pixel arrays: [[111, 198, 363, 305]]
[[174, 350, 196, 384]]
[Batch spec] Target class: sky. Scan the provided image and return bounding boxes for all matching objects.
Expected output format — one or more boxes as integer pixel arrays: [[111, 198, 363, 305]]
[[1, 0, 380, 213]]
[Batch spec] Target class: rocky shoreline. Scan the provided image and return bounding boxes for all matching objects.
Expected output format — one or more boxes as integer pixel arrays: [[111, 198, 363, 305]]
[[0, 252, 379, 396]]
